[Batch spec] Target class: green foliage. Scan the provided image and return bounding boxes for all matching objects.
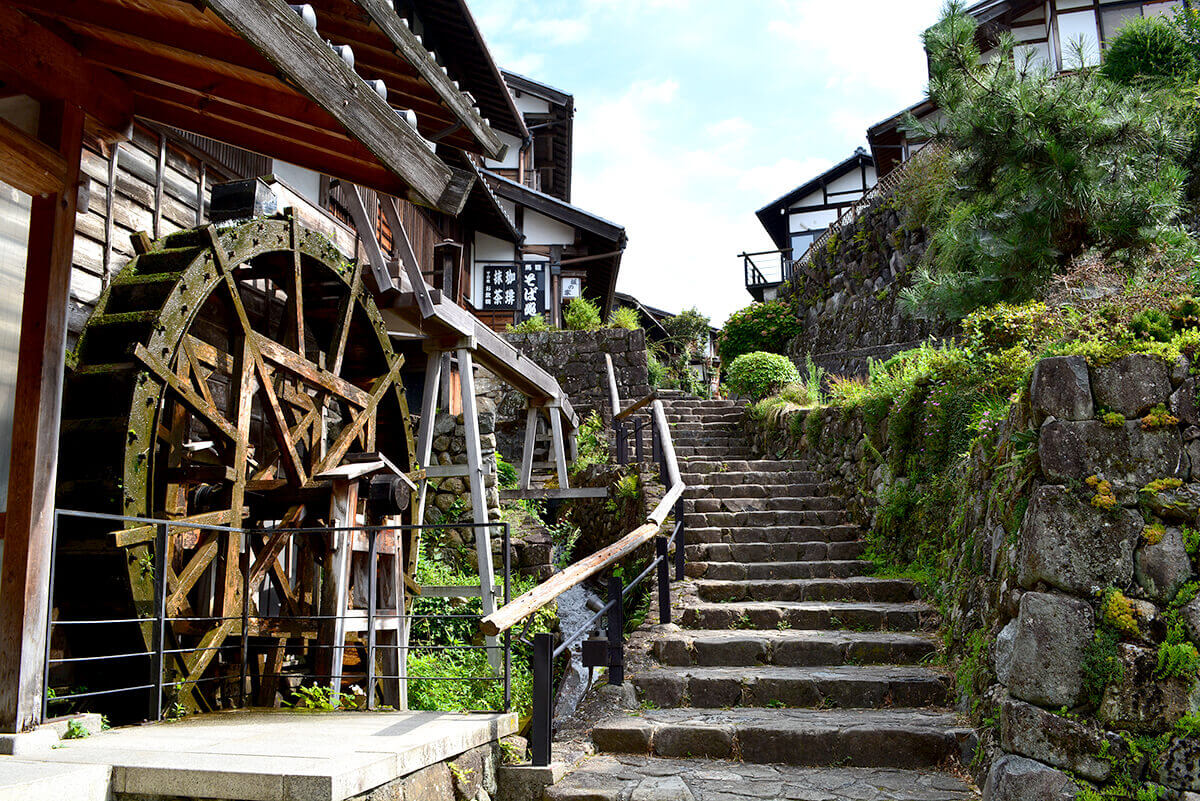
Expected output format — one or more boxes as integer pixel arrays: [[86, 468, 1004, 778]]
[[1102, 16, 1198, 86], [614, 473, 640, 502], [1131, 309, 1174, 342], [647, 350, 667, 388], [563, 297, 602, 331], [1102, 410, 1127, 428], [901, 4, 1192, 320], [718, 301, 801, 365], [607, 306, 641, 330], [506, 314, 549, 334], [286, 685, 356, 711], [1156, 640, 1200, 680], [62, 720, 90, 740], [495, 454, 518, 490], [571, 411, 610, 475], [663, 307, 711, 352], [1183, 526, 1200, 558], [725, 351, 801, 401], [1083, 626, 1125, 707]]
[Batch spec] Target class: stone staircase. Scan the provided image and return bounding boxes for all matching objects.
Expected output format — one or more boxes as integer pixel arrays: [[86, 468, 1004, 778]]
[[546, 395, 980, 800]]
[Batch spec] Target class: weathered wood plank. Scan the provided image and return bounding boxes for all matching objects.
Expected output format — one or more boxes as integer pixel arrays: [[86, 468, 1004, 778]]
[[134, 344, 238, 441], [0, 118, 68, 197], [203, 0, 474, 214]]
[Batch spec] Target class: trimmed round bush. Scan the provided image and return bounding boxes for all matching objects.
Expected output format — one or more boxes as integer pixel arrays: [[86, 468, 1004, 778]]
[[1102, 16, 1197, 85], [718, 301, 801, 366], [724, 351, 801, 400]]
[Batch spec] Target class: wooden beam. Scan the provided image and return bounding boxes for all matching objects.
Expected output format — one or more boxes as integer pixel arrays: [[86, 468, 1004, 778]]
[[0, 5, 133, 138], [379, 195, 432, 317], [0, 101, 83, 732], [604, 353, 621, 419], [203, 0, 475, 214], [310, 355, 405, 482], [0, 119, 68, 198], [317, 0, 506, 160], [340, 183, 395, 298], [134, 345, 238, 441], [549, 405, 570, 490], [519, 406, 537, 491], [252, 334, 370, 408]]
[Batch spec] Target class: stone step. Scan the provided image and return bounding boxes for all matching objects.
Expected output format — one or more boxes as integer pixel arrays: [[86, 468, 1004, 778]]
[[670, 434, 749, 446], [682, 459, 817, 472], [633, 665, 951, 709], [685, 540, 866, 563], [545, 755, 980, 800], [686, 559, 873, 581], [651, 629, 940, 667], [679, 600, 940, 632], [681, 473, 823, 489], [685, 525, 863, 545], [661, 399, 746, 409], [675, 446, 759, 458], [684, 482, 828, 499], [685, 496, 844, 513], [695, 577, 919, 604], [590, 708, 970, 769], [684, 510, 848, 528]]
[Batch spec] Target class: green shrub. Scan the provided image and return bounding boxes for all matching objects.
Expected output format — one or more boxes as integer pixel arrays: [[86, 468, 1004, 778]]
[[724, 352, 801, 400], [507, 314, 549, 334], [571, 411, 609, 474], [564, 297, 601, 331], [662, 307, 711, 354], [495, 454, 518, 490], [614, 473, 640, 501], [1131, 308, 1174, 342], [647, 350, 667, 388], [1102, 16, 1197, 86], [718, 302, 801, 365], [607, 306, 641, 330]]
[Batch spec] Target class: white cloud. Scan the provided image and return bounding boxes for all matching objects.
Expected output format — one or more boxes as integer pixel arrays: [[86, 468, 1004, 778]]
[[512, 17, 590, 45]]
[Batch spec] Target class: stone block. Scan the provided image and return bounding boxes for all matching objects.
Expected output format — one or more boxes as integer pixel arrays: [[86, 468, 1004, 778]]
[[1172, 378, 1200, 427], [1038, 420, 1185, 499], [1134, 526, 1193, 603], [982, 755, 1078, 801], [1091, 354, 1172, 417], [1031, 356, 1093, 421], [402, 761, 455, 801], [652, 725, 734, 759], [1098, 643, 1200, 733], [1158, 735, 1200, 792], [1184, 595, 1200, 646], [995, 591, 1094, 708], [999, 695, 1114, 782], [1017, 485, 1139, 595]]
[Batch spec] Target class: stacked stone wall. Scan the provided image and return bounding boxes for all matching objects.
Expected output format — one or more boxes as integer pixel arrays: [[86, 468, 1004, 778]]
[[745, 354, 1200, 799], [780, 194, 955, 378]]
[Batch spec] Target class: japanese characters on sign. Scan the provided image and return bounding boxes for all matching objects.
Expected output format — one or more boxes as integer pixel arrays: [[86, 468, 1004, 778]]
[[481, 262, 547, 320]]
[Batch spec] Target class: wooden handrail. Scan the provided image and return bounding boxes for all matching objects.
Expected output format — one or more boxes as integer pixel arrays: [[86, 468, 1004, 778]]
[[479, 397, 685, 637], [604, 353, 621, 418], [613, 391, 656, 422]]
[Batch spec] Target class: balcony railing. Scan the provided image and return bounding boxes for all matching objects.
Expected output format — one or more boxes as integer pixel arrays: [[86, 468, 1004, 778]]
[[740, 248, 793, 299]]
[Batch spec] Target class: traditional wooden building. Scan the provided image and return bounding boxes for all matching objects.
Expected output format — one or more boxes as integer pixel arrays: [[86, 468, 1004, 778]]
[[0, 0, 581, 738], [744, 149, 876, 300]]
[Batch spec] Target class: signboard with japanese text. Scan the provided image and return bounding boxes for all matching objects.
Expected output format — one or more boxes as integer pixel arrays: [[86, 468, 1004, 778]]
[[519, 261, 547, 320], [481, 264, 519, 310]]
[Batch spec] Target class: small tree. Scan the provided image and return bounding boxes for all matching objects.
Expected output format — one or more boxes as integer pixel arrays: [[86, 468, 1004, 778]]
[[718, 301, 801, 365], [725, 352, 801, 401], [902, 3, 1193, 320]]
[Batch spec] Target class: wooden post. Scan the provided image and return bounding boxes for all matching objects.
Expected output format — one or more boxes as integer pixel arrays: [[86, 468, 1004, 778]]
[[550, 405, 570, 490], [457, 347, 501, 669], [0, 102, 83, 732], [519, 406, 538, 491], [325, 478, 357, 697], [413, 353, 442, 534]]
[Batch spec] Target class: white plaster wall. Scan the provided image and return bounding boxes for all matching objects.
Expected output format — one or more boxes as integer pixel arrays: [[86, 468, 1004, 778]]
[[522, 209, 576, 246]]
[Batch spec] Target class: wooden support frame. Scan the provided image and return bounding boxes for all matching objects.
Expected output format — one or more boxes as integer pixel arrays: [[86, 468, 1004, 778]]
[[341, 183, 396, 299], [519, 405, 538, 491], [549, 406, 570, 491], [456, 347, 501, 670], [0, 100, 84, 733], [379, 195, 433, 318]]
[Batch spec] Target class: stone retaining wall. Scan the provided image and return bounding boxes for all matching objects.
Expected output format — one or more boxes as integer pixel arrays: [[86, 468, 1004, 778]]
[[476, 329, 651, 462], [779, 189, 954, 377], [746, 354, 1200, 799]]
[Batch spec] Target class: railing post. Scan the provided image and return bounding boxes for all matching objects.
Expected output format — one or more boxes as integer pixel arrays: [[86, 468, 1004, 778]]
[[531, 632, 553, 767], [674, 500, 686, 582], [655, 537, 670, 624], [634, 418, 645, 462], [614, 418, 626, 465], [151, 522, 168, 722], [606, 576, 624, 686], [366, 527, 379, 710], [503, 523, 512, 713], [239, 526, 250, 708]]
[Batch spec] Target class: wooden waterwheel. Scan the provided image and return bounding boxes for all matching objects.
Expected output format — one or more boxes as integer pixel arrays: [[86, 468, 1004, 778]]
[[55, 214, 418, 714]]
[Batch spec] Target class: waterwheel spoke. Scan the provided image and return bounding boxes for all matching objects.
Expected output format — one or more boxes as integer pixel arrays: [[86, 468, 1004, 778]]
[[135, 344, 238, 441], [330, 259, 364, 377], [310, 355, 404, 482]]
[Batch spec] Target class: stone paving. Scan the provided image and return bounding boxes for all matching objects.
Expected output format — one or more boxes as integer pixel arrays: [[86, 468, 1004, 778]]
[[546, 395, 979, 800]]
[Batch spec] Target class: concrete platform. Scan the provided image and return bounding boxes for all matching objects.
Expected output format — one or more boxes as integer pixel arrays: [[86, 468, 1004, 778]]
[[0, 757, 110, 801], [2, 709, 517, 801]]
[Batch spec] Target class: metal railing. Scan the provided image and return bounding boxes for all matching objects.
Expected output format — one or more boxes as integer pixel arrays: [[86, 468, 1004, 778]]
[[44, 509, 510, 724], [740, 248, 793, 291], [478, 356, 687, 766]]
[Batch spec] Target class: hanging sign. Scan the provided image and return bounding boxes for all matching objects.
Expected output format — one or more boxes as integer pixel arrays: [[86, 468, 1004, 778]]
[[519, 261, 547, 320], [481, 264, 519, 310]]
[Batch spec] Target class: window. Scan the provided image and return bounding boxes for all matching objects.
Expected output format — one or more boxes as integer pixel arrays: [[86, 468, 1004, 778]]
[[790, 231, 818, 258], [1058, 10, 1101, 66]]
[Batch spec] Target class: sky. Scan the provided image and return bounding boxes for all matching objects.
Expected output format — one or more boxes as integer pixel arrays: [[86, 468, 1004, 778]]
[[468, 0, 947, 325]]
